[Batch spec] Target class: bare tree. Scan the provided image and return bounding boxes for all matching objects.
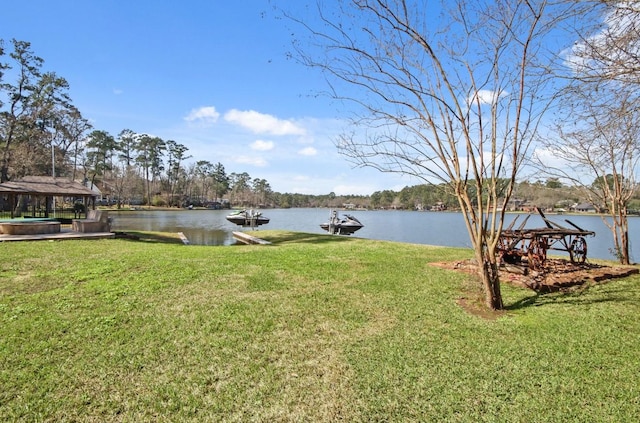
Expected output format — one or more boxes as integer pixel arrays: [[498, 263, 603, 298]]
[[284, 0, 585, 310], [538, 2, 640, 264], [542, 84, 639, 264], [569, 1, 640, 84], [194, 160, 214, 203]]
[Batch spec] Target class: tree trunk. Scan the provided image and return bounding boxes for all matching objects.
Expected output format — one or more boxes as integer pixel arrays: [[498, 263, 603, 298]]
[[1, 146, 11, 183], [619, 208, 631, 265], [620, 227, 630, 265], [622, 231, 631, 264], [474, 244, 504, 311], [611, 206, 631, 265], [481, 257, 504, 310]]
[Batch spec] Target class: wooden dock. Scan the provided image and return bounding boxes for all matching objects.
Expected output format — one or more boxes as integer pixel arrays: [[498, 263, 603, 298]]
[[177, 232, 190, 245], [232, 231, 272, 245]]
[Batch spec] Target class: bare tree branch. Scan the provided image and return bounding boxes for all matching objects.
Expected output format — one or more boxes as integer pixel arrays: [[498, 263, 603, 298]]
[[283, 0, 585, 309]]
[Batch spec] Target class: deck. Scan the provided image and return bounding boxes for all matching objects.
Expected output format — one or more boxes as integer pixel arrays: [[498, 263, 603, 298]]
[[232, 231, 272, 245]]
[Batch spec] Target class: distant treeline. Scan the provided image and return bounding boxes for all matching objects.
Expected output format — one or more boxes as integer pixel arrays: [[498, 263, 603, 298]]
[[181, 177, 640, 212]]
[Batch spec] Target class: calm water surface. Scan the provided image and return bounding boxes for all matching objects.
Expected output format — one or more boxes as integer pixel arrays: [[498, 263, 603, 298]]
[[110, 208, 639, 261]]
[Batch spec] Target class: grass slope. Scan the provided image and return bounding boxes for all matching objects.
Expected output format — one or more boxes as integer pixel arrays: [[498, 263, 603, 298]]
[[1, 230, 639, 422]]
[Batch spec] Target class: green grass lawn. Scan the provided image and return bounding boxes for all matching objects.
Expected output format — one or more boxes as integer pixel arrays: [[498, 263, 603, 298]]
[[1, 230, 639, 422]]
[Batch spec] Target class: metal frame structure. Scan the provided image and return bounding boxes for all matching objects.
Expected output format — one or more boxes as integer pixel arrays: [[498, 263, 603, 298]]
[[497, 208, 595, 270]]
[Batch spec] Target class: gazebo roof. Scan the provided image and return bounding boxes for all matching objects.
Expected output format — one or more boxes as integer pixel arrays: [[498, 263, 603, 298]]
[[0, 176, 97, 197]]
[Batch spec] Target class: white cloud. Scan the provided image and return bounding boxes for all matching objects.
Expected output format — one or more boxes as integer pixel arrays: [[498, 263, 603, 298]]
[[234, 155, 268, 167], [224, 109, 306, 136], [532, 147, 569, 169], [113, 88, 123, 95], [468, 89, 507, 105], [298, 146, 317, 156], [566, 4, 640, 76], [529, 147, 591, 184], [184, 106, 220, 124], [251, 140, 274, 151]]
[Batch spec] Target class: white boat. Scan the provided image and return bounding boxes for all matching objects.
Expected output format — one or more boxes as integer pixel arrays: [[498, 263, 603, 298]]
[[226, 209, 270, 227], [320, 210, 363, 235]]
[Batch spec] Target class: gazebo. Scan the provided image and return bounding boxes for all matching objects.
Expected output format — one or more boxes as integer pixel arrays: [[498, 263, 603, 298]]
[[0, 176, 98, 220]]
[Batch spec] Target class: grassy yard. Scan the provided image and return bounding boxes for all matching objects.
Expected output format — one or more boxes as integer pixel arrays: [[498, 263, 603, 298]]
[[1, 230, 639, 422]]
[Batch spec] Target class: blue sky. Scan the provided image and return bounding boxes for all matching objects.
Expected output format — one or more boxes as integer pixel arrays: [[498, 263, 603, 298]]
[[2, 1, 418, 195]]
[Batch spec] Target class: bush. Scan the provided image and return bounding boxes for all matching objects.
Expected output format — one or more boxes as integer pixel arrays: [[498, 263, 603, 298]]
[[151, 195, 166, 207]]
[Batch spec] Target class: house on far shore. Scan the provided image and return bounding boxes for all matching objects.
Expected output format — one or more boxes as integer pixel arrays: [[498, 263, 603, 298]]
[[430, 201, 447, 211], [572, 202, 597, 213]]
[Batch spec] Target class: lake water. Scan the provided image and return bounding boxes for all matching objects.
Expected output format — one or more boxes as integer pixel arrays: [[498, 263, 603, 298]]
[[109, 208, 640, 261]]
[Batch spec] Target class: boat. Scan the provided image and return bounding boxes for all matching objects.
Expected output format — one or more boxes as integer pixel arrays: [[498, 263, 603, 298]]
[[320, 210, 364, 235], [226, 209, 270, 227]]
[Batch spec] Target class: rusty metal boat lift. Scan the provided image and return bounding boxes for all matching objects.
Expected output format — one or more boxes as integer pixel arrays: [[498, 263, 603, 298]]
[[497, 208, 595, 270]]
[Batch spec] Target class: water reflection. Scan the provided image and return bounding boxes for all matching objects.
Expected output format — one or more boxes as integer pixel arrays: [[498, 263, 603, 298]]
[[110, 209, 237, 245], [109, 208, 638, 261]]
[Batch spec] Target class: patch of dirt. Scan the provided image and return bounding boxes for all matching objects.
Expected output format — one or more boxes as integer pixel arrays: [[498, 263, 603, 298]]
[[432, 259, 639, 293], [456, 297, 506, 320]]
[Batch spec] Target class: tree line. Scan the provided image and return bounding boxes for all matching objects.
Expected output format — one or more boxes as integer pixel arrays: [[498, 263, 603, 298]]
[[0, 39, 283, 209], [8, 37, 608, 213], [0, 38, 389, 211]]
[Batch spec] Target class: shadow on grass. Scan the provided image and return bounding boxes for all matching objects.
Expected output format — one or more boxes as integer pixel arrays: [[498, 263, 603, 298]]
[[506, 294, 541, 310], [506, 281, 638, 310]]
